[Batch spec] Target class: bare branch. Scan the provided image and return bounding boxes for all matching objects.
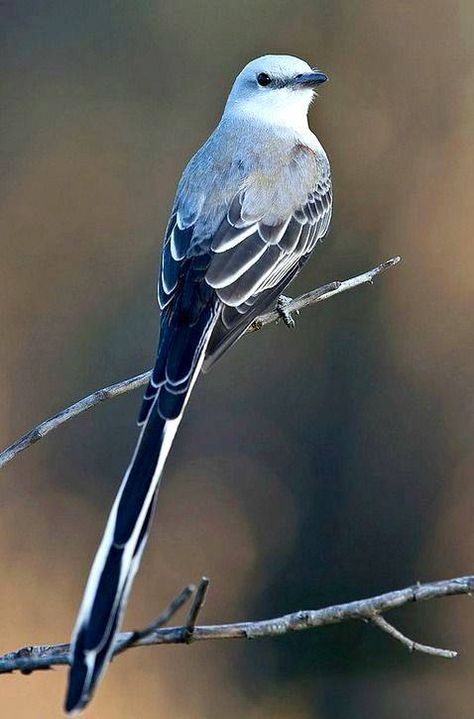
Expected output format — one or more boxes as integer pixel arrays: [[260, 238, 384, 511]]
[[0, 371, 150, 471], [0, 256, 401, 472], [0, 573, 470, 676], [118, 583, 195, 654], [368, 614, 457, 659], [248, 256, 401, 332], [184, 577, 210, 643]]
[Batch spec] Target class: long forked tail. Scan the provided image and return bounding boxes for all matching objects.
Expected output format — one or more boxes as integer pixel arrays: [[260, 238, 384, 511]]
[[65, 309, 217, 714]]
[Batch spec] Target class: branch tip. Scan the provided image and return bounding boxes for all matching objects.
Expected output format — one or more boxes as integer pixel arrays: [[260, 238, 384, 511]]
[[184, 577, 210, 643], [369, 614, 457, 659]]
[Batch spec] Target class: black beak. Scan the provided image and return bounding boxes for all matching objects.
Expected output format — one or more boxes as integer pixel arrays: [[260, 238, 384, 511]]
[[292, 70, 328, 89]]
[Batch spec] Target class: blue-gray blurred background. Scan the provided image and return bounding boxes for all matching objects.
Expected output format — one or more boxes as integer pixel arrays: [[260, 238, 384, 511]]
[[1, 1, 473, 717]]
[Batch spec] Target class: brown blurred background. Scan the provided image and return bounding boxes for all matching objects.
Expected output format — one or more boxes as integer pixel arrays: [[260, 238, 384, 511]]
[[1, 1, 473, 717]]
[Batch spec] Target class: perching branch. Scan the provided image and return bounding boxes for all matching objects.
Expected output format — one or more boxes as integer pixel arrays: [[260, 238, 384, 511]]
[[0, 256, 400, 472], [247, 256, 400, 331], [0, 573, 470, 675]]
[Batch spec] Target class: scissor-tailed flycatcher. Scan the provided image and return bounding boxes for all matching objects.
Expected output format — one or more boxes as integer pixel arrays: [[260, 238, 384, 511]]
[[65, 54, 331, 713]]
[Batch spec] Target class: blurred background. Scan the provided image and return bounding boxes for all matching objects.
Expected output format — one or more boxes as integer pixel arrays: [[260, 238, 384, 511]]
[[1, 1, 473, 717]]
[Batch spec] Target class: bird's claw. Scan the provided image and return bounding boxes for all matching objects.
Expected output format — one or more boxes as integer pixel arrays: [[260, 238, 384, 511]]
[[276, 295, 298, 328]]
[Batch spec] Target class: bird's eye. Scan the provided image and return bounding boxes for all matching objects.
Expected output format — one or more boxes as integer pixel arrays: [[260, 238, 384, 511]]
[[257, 72, 272, 87]]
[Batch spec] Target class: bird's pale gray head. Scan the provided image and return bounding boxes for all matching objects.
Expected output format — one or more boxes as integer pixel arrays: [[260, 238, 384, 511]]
[[223, 55, 328, 130]]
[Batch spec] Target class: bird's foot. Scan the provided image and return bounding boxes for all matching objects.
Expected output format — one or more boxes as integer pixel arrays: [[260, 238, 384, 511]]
[[276, 295, 298, 328]]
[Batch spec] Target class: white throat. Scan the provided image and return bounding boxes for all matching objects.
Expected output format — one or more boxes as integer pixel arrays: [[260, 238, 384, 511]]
[[223, 88, 314, 137]]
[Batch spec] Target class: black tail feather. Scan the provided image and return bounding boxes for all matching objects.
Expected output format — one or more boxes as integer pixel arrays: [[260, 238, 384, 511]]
[[65, 305, 217, 714]]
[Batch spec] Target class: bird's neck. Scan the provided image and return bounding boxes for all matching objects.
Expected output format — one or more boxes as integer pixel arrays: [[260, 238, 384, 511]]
[[219, 107, 317, 151], [223, 90, 316, 133]]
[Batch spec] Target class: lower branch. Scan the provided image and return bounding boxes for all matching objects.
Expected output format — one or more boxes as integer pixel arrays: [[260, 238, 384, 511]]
[[0, 573, 471, 676]]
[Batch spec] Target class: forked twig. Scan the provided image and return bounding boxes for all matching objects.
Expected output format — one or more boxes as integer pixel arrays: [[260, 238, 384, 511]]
[[118, 584, 195, 654], [0, 573, 471, 676], [368, 614, 457, 659]]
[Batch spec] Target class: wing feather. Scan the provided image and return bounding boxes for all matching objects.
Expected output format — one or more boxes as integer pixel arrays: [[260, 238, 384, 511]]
[[156, 153, 332, 372], [215, 245, 281, 306], [206, 235, 267, 287], [203, 160, 332, 365]]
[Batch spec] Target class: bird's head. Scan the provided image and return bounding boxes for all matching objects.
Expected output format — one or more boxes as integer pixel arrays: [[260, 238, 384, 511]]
[[223, 55, 328, 131]]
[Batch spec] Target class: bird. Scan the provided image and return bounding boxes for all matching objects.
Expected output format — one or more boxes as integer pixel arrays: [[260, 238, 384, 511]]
[[65, 54, 332, 714]]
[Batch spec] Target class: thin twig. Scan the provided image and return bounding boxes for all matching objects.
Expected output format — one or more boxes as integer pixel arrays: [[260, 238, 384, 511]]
[[184, 577, 210, 643], [0, 371, 150, 470], [0, 573, 470, 675], [117, 583, 195, 654], [0, 256, 401, 472], [247, 256, 401, 331], [368, 614, 457, 658]]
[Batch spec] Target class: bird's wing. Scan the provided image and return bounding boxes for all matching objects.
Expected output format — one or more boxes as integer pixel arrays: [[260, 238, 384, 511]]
[[138, 148, 332, 424], [204, 160, 332, 367], [137, 207, 218, 426], [139, 154, 331, 420]]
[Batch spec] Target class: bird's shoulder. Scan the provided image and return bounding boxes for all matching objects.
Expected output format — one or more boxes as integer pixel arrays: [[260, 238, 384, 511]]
[[174, 121, 328, 236]]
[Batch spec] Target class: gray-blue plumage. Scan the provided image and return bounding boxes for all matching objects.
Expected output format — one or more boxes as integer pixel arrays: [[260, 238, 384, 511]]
[[66, 54, 332, 715]]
